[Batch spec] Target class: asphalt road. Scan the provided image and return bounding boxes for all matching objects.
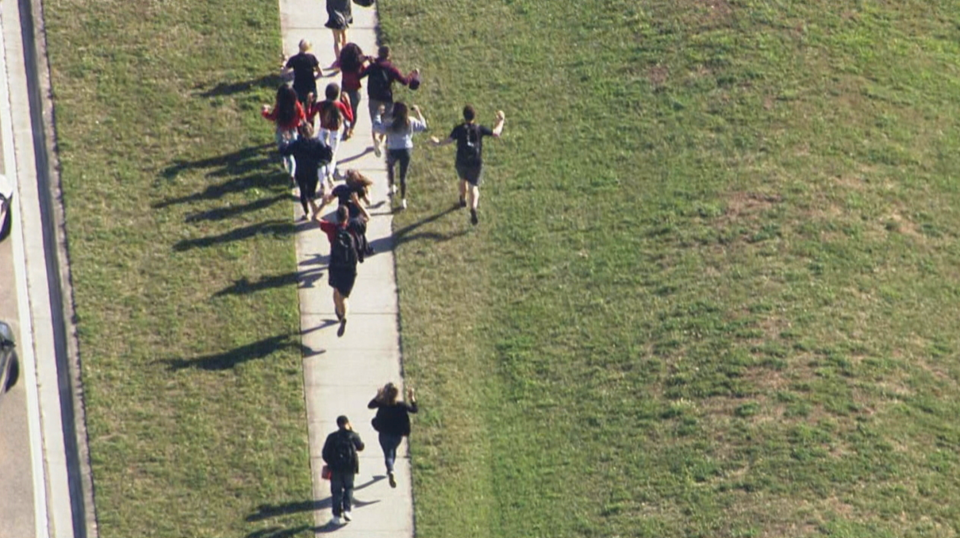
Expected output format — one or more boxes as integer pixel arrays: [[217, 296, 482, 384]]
[[0, 229, 35, 538]]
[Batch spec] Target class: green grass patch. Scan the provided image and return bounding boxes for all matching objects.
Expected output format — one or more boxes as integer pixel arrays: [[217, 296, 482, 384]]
[[44, 0, 312, 536], [381, 0, 960, 537]]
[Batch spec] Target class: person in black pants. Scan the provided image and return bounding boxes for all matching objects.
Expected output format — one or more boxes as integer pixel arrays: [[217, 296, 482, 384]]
[[368, 383, 417, 488], [321, 415, 365, 525], [279, 122, 333, 220]]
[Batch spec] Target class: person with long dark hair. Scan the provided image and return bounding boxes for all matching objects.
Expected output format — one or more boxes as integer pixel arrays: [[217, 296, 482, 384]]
[[279, 122, 333, 220], [262, 85, 306, 182], [360, 46, 419, 157], [368, 383, 417, 489], [337, 43, 370, 140], [325, 0, 352, 62], [306, 83, 354, 192], [372, 102, 427, 210]]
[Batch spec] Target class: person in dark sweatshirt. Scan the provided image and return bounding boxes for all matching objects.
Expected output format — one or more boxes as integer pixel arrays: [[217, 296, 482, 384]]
[[368, 382, 417, 488], [321, 415, 365, 525], [279, 122, 333, 220]]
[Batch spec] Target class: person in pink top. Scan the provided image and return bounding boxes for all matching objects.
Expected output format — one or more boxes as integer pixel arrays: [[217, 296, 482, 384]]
[[261, 85, 306, 181]]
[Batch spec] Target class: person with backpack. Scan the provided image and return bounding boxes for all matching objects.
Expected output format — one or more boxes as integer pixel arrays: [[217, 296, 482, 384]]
[[315, 204, 368, 337], [321, 415, 365, 525], [306, 83, 354, 192], [316, 169, 373, 220], [261, 85, 306, 183], [368, 383, 417, 489], [279, 122, 333, 220], [324, 0, 352, 62], [372, 102, 428, 210], [337, 43, 370, 140], [359, 46, 420, 157], [282, 39, 322, 105], [429, 106, 505, 225]]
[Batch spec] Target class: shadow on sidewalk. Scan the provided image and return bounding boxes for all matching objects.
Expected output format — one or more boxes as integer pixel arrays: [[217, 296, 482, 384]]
[[245, 476, 386, 524], [161, 334, 298, 371], [337, 147, 374, 165]]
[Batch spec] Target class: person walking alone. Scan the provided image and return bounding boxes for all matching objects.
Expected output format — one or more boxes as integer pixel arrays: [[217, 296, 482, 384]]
[[321, 415, 365, 525], [372, 102, 427, 210], [430, 106, 505, 225], [279, 122, 333, 220], [315, 204, 368, 337], [368, 383, 417, 489], [359, 46, 419, 157]]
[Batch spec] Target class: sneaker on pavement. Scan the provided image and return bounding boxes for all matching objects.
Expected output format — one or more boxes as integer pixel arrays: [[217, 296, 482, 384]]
[[337, 318, 347, 337], [332, 516, 343, 526], [373, 142, 382, 158], [388, 471, 397, 488], [342, 511, 352, 522], [471, 209, 479, 225]]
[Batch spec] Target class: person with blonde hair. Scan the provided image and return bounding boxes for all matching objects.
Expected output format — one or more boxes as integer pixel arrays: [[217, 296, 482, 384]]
[[368, 382, 417, 488], [283, 39, 322, 105]]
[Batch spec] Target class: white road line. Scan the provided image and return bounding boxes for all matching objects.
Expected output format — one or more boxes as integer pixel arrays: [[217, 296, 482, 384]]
[[0, 10, 51, 538]]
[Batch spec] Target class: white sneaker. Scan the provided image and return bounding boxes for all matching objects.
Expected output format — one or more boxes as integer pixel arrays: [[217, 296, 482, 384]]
[[401, 198, 408, 210], [342, 511, 352, 522], [391, 184, 398, 196], [332, 516, 343, 526]]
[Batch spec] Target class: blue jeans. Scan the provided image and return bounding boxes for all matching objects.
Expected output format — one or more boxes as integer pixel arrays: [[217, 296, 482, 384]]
[[378, 432, 403, 473], [275, 129, 298, 177]]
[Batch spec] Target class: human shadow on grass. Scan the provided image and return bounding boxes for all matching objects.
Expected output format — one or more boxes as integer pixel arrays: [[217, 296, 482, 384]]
[[185, 193, 288, 223], [162, 334, 299, 371], [246, 476, 385, 524], [195, 74, 286, 98], [366, 204, 463, 254], [154, 172, 281, 209], [174, 220, 307, 252], [212, 265, 327, 297], [162, 143, 276, 182]]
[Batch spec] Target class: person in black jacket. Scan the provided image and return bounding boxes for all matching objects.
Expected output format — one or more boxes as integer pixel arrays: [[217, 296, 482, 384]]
[[321, 415, 365, 525], [279, 122, 333, 220], [368, 383, 417, 488]]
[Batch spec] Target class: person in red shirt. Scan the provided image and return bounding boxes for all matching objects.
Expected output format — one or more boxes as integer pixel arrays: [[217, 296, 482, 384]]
[[337, 43, 371, 140], [261, 85, 306, 182], [315, 203, 369, 337], [305, 83, 354, 192]]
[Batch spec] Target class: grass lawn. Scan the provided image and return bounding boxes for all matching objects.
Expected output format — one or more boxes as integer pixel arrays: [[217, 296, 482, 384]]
[[380, 1, 960, 537], [43, 0, 313, 536], [43, 0, 960, 536]]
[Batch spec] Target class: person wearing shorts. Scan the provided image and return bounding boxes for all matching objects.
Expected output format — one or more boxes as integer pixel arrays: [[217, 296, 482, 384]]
[[315, 204, 368, 336], [325, 0, 352, 61], [430, 105, 505, 225]]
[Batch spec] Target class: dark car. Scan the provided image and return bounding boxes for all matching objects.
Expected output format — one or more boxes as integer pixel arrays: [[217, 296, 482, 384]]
[[0, 174, 11, 241], [0, 321, 19, 400]]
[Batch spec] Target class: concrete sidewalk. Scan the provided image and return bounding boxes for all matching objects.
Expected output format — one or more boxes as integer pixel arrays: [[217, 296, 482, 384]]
[[278, 1, 414, 536]]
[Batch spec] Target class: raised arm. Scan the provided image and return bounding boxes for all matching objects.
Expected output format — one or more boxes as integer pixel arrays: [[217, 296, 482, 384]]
[[492, 110, 505, 137], [429, 135, 454, 147]]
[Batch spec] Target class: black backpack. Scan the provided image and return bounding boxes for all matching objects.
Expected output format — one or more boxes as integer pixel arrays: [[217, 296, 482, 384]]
[[330, 226, 358, 270], [462, 123, 482, 164], [328, 431, 356, 471], [366, 62, 392, 101]]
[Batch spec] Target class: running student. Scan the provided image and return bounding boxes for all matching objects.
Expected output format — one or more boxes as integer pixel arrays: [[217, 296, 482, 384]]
[[359, 46, 419, 157], [368, 383, 417, 489], [325, 0, 352, 62], [372, 102, 427, 210], [306, 83, 354, 191], [317, 169, 373, 220], [261, 85, 306, 182], [337, 43, 370, 140], [430, 106, 505, 225], [283, 39, 322, 105], [279, 123, 333, 220], [321, 415, 364, 525], [315, 204, 369, 337]]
